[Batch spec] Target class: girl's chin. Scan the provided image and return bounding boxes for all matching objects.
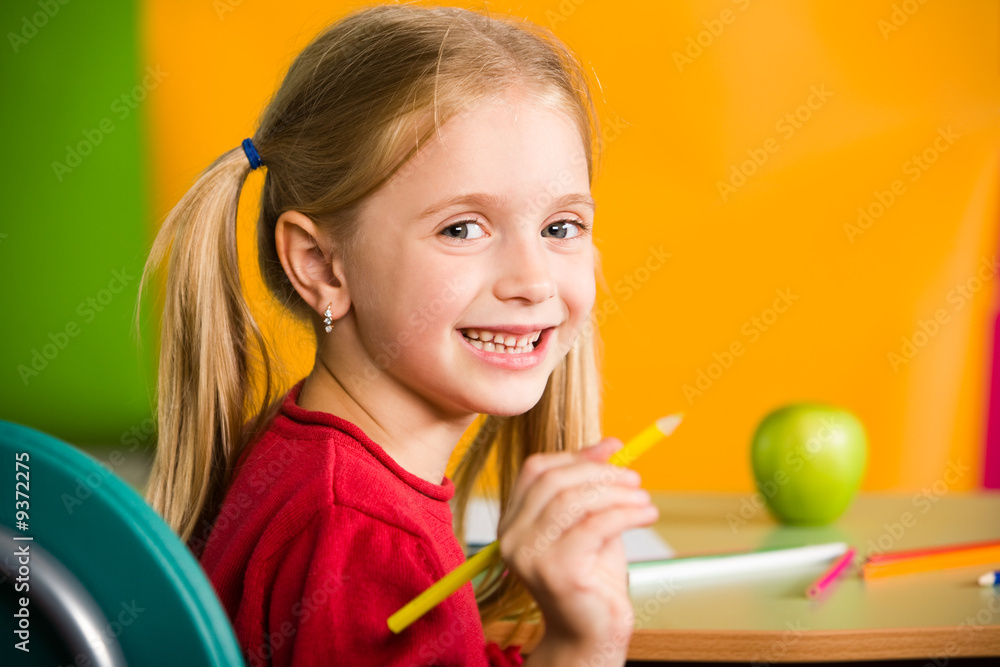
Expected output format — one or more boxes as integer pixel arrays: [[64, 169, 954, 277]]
[[465, 387, 547, 418], [479, 405, 533, 418]]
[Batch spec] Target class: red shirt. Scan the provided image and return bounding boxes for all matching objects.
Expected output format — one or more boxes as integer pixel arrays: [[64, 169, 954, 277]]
[[196, 379, 523, 667]]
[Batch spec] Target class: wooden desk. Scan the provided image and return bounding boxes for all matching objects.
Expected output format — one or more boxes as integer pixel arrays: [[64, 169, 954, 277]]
[[486, 492, 1000, 663]]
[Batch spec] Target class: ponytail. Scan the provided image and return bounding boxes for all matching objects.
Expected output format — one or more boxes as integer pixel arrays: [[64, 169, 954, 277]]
[[137, 146, 283, 549]]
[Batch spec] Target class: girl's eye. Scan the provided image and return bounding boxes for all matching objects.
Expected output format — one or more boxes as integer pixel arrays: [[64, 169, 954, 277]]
[[440, 220, 486, 240], [542, 219, 588, 240]]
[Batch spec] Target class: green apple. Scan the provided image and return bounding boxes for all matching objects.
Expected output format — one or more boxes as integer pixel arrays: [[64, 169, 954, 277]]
[[750, 403, 868, 526]]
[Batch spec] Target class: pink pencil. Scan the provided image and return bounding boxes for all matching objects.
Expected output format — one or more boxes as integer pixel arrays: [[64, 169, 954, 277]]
[[806, 547, 857, 599]]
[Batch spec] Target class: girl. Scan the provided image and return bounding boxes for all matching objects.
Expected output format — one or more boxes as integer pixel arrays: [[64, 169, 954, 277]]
[[138, 3, 659, 666]]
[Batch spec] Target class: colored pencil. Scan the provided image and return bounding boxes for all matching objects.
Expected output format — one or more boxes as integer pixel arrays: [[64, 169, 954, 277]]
[[386, 413, 684, 634], [627, 542, 848, 588], [863, 543, 1000, 580], [806, 547, 856, 599], [865, 538, 1000, 564]]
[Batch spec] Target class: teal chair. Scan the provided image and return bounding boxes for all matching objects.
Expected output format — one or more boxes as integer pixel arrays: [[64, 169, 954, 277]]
[[0, 420, 245, 666]]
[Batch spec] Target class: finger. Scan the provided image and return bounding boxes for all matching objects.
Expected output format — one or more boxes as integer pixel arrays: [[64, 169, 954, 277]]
[[558, 504, 660, 558], [579, 438, 642, 481], [514, 458, 640, 532], [506, 462, 644, 541], [513, 484, 652, 566], [504, 439, 626, 522], [520, 438, 621, 488], [503, 483, 651, 567], [539, 484, 652, 535], [548, 481, 654, 541], [580, 437, 624, 461], [530, 510, 644, 605]]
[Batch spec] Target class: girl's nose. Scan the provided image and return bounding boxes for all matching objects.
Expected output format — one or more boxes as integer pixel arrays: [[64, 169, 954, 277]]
[[492, 232, 556, 303]]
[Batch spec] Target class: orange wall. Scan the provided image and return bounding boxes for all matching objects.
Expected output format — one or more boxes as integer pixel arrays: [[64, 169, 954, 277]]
[[145, 0, 1000, 492]]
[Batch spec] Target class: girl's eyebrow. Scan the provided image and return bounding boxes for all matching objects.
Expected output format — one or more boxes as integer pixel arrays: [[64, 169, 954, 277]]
[[415, 192, 596, 220]]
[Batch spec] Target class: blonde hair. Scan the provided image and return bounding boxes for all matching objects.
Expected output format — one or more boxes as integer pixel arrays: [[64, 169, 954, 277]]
[[138, 2, 605, 645]]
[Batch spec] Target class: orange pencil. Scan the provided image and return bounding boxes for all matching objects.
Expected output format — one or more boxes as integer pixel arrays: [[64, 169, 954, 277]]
[[865, 538, 1000, 564], [863, 543, 1000, 580]]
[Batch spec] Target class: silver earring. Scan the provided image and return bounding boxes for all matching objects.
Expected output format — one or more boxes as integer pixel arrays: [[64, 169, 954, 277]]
[[323, 303, 334, 333]]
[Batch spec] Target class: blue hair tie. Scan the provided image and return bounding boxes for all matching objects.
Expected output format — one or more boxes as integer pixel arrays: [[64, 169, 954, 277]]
[[242, 138, 263, 170]]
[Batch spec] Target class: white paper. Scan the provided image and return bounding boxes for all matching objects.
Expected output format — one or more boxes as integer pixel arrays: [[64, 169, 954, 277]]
[[627, 541, 848, 588], [621, 526, 675, 562], [464, 495, 503, 547]]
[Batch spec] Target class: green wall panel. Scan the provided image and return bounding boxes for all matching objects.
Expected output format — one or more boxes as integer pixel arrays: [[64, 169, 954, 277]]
[[0, 0, 155, 446]]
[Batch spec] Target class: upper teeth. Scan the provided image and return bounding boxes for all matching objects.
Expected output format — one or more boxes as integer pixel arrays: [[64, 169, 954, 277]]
[[462, 329, 542, 349]]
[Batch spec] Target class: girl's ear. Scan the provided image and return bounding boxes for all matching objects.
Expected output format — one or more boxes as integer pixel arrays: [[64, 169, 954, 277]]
[[274, 210, 351, 320]]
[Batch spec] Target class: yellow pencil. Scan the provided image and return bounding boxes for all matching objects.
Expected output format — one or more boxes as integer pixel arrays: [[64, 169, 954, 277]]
[[387, 413, 684, 634]]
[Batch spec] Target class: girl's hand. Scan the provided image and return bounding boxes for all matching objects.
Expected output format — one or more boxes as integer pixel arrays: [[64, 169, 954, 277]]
[[496, 438, 659, 662]]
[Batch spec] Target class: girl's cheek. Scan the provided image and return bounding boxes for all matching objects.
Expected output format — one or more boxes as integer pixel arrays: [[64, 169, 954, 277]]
[[570, 269, 597, 312]]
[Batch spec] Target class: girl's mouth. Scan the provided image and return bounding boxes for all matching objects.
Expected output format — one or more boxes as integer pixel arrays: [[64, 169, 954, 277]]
[[458, 327, 543, 354], [456, 327, 554, 369]]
